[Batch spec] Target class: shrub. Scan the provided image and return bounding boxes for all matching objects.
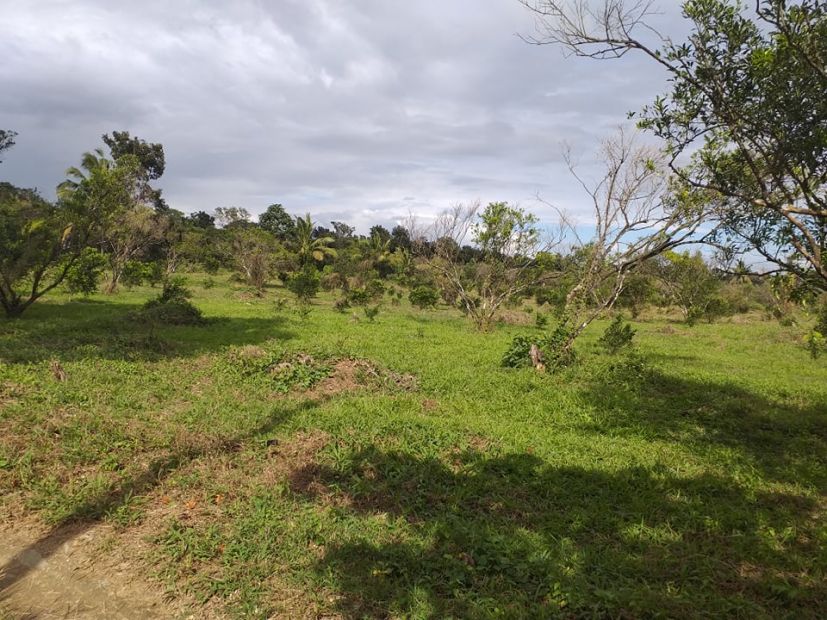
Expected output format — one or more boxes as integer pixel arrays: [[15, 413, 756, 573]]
[[597, 316, 636, 354], [534, 313, 549, 329], [409, 285, 440, 310], [286, 266, 320, 303], [501, 335, 535, 368], [333, 297, 350, 313], [139, 278, 204, 326], [804, 330, 825, 359], [202, 277, 216, 289], [65, 248, 106, 296], [501, 323, 576, 371], [363, 305, 380, 322]]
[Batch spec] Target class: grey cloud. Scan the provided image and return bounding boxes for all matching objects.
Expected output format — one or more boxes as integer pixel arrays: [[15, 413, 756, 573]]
[[0, 0, 687, 232]]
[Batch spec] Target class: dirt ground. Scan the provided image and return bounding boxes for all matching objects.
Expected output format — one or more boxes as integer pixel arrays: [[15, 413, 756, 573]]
[[0, 518, 190, 619]]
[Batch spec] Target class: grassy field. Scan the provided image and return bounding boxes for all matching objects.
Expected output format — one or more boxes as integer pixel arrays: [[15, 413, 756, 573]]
[[1, 275, 826, 618]]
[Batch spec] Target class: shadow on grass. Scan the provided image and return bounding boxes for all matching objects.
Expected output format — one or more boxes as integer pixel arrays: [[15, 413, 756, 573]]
[[0, 399, 316, 598], [0, 299, 294, 364], [577, 366, 827, 489], [293, 447, 824, 618]]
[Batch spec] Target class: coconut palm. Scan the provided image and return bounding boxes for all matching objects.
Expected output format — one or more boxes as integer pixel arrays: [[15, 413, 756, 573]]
[[293, 214, 336, 265]]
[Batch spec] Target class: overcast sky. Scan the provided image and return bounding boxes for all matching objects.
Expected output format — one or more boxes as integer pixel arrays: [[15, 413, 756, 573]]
[[0, 0, 686, 232]]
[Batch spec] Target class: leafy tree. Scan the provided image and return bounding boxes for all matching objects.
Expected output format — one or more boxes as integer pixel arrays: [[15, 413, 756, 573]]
[[102, 131, 165, 180], [65, 248, 107, 296], [369, 225, 391, 244], [286, 264, 321, 303], [0, 183, 85, 317], [655, 251, 721, 324], [58, 149, 161, 293], [187, 211, 215, 229], [214, 207, 252, 229], [521, 0, 827, 289], [0, 129, 17, 163], [102, 131, 167, 210], [390, 225, 412, 252], [293, 214, 336, 265], [259, 203, 295, 239]]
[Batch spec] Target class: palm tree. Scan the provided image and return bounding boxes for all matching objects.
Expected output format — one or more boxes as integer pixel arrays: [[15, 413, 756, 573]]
[[293, 214, 336, 265], [57, 149, 110, 200]]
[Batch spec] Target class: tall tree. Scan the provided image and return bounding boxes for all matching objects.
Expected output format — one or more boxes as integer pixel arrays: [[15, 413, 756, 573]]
[[520, 0, 827, 289], [58, 149, 157, 293], [259, 203, 295, 239], [102, 131, 167, 211], [102, 131, 165, 179]]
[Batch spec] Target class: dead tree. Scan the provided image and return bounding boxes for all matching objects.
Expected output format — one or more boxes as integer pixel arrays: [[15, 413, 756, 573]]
[[547, 128, 708, 356]]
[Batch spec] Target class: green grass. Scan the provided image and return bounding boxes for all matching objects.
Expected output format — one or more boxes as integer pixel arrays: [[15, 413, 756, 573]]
[[1, 275, 825, 618]]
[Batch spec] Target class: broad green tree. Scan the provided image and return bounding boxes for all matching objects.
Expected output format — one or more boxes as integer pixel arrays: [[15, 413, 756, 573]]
[[521, 0, 827, 289], [259, 203, 295, 239], [0, 183, 82, 317]]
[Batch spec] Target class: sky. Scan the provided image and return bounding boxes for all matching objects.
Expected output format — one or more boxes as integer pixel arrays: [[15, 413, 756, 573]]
[[0, 0, 687, 233]]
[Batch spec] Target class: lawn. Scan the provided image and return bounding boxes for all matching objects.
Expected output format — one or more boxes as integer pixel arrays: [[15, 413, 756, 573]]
[[1, 276, 825, 618]]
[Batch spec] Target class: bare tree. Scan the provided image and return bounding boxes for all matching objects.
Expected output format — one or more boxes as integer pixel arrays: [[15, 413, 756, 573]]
[[415, 200, 563, 331], [546, 128, 707, 357]]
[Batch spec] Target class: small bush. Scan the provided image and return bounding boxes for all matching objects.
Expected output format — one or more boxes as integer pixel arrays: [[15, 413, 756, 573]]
[[534, 313, 549, 329], [333, 297, 350, 313], [501, 335, 536, 368], [139, 278, 204, 326], [202, 277, 216, 289], [597, 316, 636, 354], [363, 305, 380, 322], [65, 248, 106, 296], [409, 285, 440, 310], [286, 266, 321, 303], [804, 330, 825, 359]]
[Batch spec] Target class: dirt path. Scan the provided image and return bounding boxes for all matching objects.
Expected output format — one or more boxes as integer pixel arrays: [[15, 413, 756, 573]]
[[0, 519, 190, 619]]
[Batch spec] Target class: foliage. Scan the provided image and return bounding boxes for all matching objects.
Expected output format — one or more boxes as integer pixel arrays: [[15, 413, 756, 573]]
[[501, 334, 537, 369], [523, 0, 827, 288], [804, 330, 825, 360], [363, 305, 380, 322], [229, 227, 277, 294], [259, 203, 295, 240], [293, 214, 336, 265], [139, 278, 204, 326], [214, 207, 252, 229], [408, 285, 440, 310], [286, 265, 321, 303], [0, 183, 82, 317], [597, 315, 636, 354], [0, 129, 17, 163], [65, 248, 107, 296], [656, 251, 720, 325], [102, 131, 165, 180]]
